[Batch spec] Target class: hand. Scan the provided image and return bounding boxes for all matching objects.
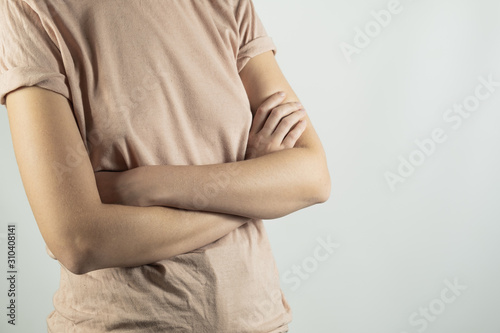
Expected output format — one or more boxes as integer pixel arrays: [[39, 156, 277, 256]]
[[94, 168, 146, 206], [245, 91, 307, 160]]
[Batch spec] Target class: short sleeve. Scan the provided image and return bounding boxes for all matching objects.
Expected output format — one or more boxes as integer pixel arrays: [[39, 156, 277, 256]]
[[235, 0, 277, 73], [0, 0, 70, 106]]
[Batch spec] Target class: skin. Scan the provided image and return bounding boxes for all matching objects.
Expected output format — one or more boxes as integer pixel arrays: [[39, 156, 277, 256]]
[[5, 50, 330, 275], [95, 51, 331, 220], [95, 93, 308, 211]]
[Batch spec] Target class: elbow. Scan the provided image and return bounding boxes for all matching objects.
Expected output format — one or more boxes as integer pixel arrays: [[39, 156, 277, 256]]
[[62, 254, 89, 275], [309, 159, 331, 204], [53, 245, 91, 275], [68, 244, 93, 275], [315, 171, 331, 204], [48, 223, 94, 275], [67, 233, 95, 275], [298, 147, 331, 205], [265, 167, 331, 220]]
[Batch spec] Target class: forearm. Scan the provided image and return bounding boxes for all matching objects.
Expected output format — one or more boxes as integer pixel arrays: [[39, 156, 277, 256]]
[[138, 146, 330, 220], [74, 203, 249, 274], [5, 86, 250, 276], [129, 52, 333, 219]]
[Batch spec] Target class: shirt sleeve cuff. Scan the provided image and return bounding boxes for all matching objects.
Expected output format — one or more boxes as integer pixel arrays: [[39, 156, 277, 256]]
[[0, 66, 71, 105], [237, 36, 277, 73]]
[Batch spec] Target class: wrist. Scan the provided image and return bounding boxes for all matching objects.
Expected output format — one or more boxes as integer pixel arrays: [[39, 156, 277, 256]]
[[126, 166, 154, 207], [137, 165, 174, 207]]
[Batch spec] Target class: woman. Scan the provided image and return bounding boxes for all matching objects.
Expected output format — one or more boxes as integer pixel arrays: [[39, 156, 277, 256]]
[[0, 0, 330, 332]]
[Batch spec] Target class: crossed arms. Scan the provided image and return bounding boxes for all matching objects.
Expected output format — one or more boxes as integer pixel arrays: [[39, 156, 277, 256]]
[[5, 50, 330, 275]]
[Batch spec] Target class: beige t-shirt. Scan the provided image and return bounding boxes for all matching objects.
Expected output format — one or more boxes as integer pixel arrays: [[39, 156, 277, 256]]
[[0, 0, 292, 332]]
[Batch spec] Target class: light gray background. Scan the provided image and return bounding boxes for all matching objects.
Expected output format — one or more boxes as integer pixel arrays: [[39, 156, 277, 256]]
[[1, 0, 499, 332]]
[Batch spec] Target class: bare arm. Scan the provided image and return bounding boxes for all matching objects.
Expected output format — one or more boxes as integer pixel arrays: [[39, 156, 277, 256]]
[[97, 51, 331, 220], [5, 86, 251, 275]]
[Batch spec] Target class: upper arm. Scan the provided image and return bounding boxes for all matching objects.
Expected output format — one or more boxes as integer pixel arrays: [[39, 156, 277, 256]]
[[5, 87, 100, 270], [239, 50, 331, 200], [239, 50, 327, 154]]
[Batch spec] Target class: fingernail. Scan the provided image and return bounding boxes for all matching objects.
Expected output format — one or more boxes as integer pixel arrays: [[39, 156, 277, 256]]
[[295, 102, 302, 107], [278, 92, 286, 97]]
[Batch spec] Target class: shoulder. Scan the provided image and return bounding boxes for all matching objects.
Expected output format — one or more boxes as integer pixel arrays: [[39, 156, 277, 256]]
[[205, 0, 255, 19]]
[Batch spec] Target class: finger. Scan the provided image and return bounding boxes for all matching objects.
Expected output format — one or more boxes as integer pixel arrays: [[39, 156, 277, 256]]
[[270, 109, 307, 144], [250, 92, 286, 135], [260, 101, 303, 137], [282, 119, 307, 148]]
